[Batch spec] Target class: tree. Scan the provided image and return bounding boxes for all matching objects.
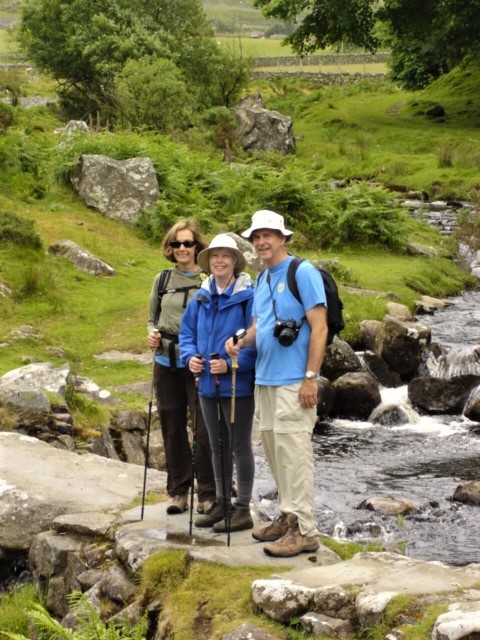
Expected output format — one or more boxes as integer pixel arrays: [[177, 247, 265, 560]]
[[252, 0, 480, 88], [17, 0, 249, 122], [114, 58, 194, 132]]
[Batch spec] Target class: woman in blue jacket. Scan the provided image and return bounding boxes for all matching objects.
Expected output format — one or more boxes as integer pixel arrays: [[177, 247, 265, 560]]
[[180, 234, 256, 532]]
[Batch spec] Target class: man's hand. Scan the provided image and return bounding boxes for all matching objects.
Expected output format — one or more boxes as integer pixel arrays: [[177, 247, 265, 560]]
[[299, 377, 319, 409], [225, 336, 242, 357]]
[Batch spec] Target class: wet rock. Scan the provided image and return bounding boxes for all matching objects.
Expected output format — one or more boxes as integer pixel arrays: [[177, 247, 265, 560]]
[[362, 351, 400, 387], [321, 339, 363, 382], [316, 376, 335, 420], [369, 402, 420, 426], [331, 372, 381, 419], [357, 496, 417, 516], [359, 320, 383, 351], [408, 375, 480, 414], [376, 315, 431, 381], [464, 385, 480, 421], [453, 481, 480, 506]]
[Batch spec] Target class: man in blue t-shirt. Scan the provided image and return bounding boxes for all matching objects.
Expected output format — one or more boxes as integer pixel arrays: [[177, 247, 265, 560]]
[[226, 209, 328, 557]]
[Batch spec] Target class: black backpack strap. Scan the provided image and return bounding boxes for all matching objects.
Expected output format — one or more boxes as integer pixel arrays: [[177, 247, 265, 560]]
[[286, 257, 303, 304], [153, 269, 172, 326]]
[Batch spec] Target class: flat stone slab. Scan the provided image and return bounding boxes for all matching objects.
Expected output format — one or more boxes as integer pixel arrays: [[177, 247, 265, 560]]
[[0, 432, 165, 510], [116, 502, 340, 572], [278, 551, 480, 595]]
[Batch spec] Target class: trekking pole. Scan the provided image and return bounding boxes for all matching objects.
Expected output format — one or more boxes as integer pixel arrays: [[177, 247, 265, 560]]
[[226, 329, 247, 545], [189, 354, 202, 536], [210, 352, 230, 545], [141, 328, 159, 520]]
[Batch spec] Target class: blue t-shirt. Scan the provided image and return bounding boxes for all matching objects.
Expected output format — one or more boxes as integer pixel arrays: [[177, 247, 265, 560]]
[[253, 256, 326, 386]]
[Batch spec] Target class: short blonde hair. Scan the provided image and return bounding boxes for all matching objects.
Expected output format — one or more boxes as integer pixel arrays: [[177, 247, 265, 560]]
[[162, 219, 208, 264]]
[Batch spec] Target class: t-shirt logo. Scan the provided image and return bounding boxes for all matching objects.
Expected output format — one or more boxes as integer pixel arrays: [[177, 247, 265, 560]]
[[277, 283, 286, 293]]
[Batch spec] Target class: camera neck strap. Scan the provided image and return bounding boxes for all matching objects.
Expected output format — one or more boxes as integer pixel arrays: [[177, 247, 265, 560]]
[[266, 272, 306, 327]]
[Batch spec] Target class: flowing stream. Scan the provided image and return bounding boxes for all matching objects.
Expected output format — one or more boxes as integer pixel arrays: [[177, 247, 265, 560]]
[[252, 291, 480, 566]]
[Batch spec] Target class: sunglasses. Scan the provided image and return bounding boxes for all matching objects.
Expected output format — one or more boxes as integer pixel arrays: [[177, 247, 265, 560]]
[[169, 240, 196, 248]]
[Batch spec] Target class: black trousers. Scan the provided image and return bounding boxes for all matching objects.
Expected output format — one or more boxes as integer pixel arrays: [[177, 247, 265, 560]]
[[153, 362, 215, 502]]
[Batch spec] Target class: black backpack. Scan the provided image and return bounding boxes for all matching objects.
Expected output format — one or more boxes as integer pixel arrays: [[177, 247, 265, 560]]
[[258, 257, 345, 345]]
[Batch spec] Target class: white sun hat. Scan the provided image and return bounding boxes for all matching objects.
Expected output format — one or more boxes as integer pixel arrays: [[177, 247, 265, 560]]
[[197, 233, 247, 274], [241, 209, 293, 240]]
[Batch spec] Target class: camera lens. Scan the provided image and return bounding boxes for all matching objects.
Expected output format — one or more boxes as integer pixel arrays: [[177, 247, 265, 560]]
[[278, 328, 295, 347]]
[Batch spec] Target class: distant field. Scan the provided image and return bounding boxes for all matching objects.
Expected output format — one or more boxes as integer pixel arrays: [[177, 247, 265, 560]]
[[203, 0, 275, 33], [216, 35, 295, 56]]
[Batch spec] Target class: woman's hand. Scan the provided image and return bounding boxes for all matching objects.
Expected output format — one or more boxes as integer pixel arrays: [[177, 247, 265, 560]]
[[209, 357, 228, 375], [189, 355, 204, 375], [147, 330, 161, 349]]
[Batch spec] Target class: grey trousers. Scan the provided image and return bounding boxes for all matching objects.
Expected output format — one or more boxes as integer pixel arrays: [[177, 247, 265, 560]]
[[199, 395, 255, 506]]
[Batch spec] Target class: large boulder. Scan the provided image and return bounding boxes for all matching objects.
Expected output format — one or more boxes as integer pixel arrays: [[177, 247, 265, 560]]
[[233, 94, 295, 155], [331, 372, 381, 420], [0, 432, 166, 551], [70, 154, 160, 224], [375, 315, 431, 381], [408, 375, 480, 414], [321, 339, 363, 382]]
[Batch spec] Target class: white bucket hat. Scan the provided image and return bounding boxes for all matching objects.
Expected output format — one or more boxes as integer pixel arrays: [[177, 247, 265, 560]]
[[197, 233, 247, 274], [241, 209, 293, 240]]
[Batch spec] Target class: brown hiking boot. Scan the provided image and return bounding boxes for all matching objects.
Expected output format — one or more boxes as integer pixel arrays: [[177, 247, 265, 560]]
[[196, 500, 215, 514], [213, 505, 253, 532], [263, 514, 320, 558], [252, 512, 288, 542], [194, 501, 227, 528], [166, 494, 188, 514]]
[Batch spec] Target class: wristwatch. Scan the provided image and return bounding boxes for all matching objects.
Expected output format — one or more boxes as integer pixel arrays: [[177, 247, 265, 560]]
[[305, 370, 317, 379]]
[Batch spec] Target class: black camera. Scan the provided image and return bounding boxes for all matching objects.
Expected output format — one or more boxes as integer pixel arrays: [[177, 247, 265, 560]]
[[273, 319, 301, 347]]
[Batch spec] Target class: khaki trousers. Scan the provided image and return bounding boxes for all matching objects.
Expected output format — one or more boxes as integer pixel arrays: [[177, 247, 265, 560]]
[[255, 382, 318, 537]]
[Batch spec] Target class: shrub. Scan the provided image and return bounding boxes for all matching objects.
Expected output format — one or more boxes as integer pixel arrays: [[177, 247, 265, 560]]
[[0, 211, 42, 248], [0, 101, 16, 130], [114, 57, 194, 132]]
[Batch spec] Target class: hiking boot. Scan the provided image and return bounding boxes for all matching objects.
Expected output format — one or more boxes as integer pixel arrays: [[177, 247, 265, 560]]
[[166, 494, 188, 515], [252, 512, 288, 542], [263, 514, 320, 558], [213, 504, 253, 532], [196, 499, 215, 514], [194, 501, 227, 528]]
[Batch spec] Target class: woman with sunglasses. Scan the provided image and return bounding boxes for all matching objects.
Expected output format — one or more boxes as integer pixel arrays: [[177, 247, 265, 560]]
[[147, 219, 215, 516]]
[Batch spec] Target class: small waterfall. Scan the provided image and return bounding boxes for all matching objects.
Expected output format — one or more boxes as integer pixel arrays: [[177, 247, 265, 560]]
[[426, 344, 480, 378]]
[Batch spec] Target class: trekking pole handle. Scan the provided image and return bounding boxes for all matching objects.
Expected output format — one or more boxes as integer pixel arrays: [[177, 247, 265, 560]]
[[231, 329, 246, 370], [193, 353, 202, 385], [209, 352, 220, 383]]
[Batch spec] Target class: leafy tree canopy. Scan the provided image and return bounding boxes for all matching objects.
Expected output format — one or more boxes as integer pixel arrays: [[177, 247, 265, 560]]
[[253, 0, 480, 88], [17, 0, 249, 125]]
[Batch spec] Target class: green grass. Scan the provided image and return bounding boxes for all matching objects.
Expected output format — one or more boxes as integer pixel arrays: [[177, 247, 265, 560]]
[[216, 35, 295, 57], [251, 70, 480, 200]]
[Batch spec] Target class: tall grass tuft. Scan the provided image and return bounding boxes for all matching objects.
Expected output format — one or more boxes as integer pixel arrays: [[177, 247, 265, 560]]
[[437, 140, 455, 168]]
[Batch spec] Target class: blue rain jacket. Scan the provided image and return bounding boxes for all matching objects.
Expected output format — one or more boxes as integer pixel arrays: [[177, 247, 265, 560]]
[[180, 272, 256, 398]]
